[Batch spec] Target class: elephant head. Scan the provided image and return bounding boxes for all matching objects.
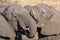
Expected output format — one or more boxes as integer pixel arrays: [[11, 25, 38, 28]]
[[24, 4, 53, 28], [4, 5, 37, 38], [34, 3, 60, 35], [24, 4, 60, 36]]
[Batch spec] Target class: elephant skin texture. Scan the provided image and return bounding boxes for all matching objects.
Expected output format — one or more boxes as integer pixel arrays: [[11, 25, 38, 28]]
[[0, 5, 37, 38], [24, 4, 60, 35], [0, 14, 16, 40]]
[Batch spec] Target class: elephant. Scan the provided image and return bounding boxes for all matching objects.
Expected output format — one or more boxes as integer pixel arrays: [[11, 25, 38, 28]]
[[34, 3, 60, 35], [0, 5, 37, 38], [24, 3, 60, 37], [0, 14, 16, 40], [24, 5, 49, 27]]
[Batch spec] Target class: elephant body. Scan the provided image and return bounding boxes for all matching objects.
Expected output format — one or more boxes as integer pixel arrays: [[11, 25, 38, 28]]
[[0, 14, 16, 40]]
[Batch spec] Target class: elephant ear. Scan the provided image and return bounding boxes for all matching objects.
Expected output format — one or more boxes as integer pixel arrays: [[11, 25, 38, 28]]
[[45, 6, 60, 20], [41, 14, 60, 35]]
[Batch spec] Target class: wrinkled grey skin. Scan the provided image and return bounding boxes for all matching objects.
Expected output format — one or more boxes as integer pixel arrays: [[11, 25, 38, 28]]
[[0, 5, 37, 38], [24, 4, 60, 36], [24, 5, 49, 27], [0, 14, 16, 40], [0, 5, 16, 40], [34, 3, 60, 35]]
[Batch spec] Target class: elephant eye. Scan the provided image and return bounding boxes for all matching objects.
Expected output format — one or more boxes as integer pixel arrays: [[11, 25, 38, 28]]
[[42, 12, 45, 14]]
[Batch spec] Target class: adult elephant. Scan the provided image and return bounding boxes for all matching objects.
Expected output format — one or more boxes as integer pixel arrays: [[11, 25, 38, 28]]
[[0, 5, 37, 38], [24, 3, 60, 37], [34, 3, 60, 35], [0, 14, 16, 40]]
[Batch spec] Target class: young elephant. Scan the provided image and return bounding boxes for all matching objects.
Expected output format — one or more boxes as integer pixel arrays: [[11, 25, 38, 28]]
[[0, 5, 37, 38], [0, 14, 16, 40]]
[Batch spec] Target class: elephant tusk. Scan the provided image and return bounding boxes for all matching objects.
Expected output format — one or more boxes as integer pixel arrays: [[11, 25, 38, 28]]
[[37, 23, 45, 28]]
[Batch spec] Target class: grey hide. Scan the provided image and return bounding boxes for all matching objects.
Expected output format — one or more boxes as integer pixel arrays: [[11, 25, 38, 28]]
[[24, 4, 60, 35], [24, 5, 46, 27], [0, 14, 16, 40], [3, 5, 37, 38], [34, 3, 60, 35]]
